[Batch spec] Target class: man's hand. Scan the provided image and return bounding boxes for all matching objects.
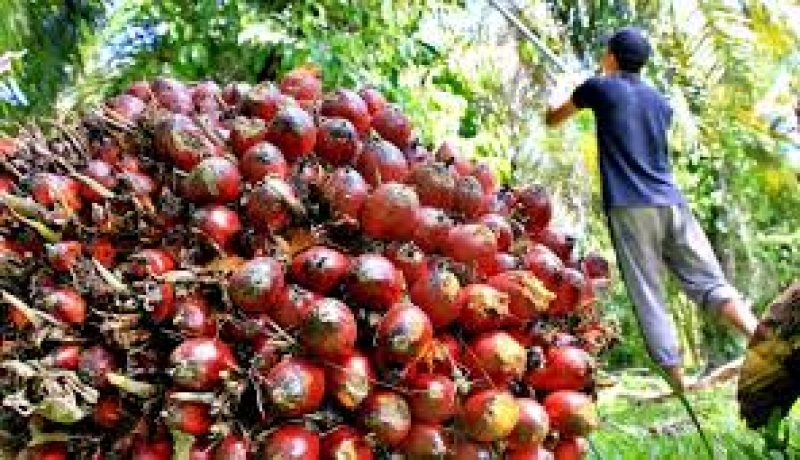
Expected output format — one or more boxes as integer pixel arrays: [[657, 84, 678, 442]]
[[544, 71, 590, 127]]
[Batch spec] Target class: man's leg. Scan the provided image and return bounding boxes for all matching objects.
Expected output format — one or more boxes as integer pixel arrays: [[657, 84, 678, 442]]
[[663, 205, 757, 341], [607, 207, 687, 388], [718, 299, 758, 337]]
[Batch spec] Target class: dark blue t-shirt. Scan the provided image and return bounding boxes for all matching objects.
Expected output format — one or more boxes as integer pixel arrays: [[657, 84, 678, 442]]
[[572, 73, 684, 208]]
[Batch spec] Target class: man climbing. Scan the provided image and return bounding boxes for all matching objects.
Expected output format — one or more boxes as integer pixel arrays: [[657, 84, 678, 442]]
[[544, 27, 759, 392]]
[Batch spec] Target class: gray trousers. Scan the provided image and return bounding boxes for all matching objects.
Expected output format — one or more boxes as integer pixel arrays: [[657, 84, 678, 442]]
[[607, 205, 741, 367]]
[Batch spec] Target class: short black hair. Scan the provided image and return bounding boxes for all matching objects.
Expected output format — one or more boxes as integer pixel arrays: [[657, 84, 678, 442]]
[[605, 27, 652, 73]]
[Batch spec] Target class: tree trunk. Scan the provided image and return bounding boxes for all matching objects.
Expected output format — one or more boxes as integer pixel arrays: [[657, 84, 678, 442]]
[[702, 170, 741, 371]]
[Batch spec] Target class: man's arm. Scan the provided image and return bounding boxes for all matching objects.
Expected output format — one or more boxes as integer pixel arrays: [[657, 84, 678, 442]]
[[545, 100, 578, 127]]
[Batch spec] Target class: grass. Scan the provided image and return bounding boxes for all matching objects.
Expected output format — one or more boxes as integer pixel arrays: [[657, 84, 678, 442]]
[[588, 373, 800, 460]]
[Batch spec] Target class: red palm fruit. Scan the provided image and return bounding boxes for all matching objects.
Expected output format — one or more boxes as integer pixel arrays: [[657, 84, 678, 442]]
[[152, 77, 192, 112], [325, 351, 375, 409], [487, 271, 554, 322], [407, 161, 456, 210], [291, 246, 350, 295], [263, 357, 326, 417], [361, 391, 412, 447], [189, 440, 215, 460], [131, 437, 173, 460], [464, 331, 527, 386], [251, 333, 283, 373], [320, 89, 371, 136], [192, 205, 241, 250], [321, 426, 373, 460], [129, 249, 176, 278], [222, 82, 252, 106], [19, 443, 69, 460], [479, 213, 514, 252], [239, 141, 288, 182], [117, 170, 157, 198], [412, 207, 454, 253], [404, 142, 432, 166], [525, 346, 594, 392], [93, 394, 125, 429], [301, 297, 357, 359], [543, 390, 599, 437], [244, 177, 302, 232], [107, 94, 147, 121], [279, 66, 323, 102], [537, 227, 575, 263], [402, 424, 451, 459], [360, 182, 419, 241], [523, 244, 564, 290], [477, 252, 521, 278], [214, 434, 251, 460], [228, 257, 285, 313], [507, 446, 555, 460], [456, 284, 511, 333], [552, 437, 588, 460], [358, 86, 388, 116], [384, 241, 428, 286], [581, 252, 610, 280], [44, 345, 81, 370], [372, 105, 413, 150], [242, 83, 293, 122], [410, 266, 461, 329], [356, 138, 410, 187], [80, 160, 118, 202], [434, 141, 472, 176], [42, 287, 86, 325], [182, 157, 241, 204], [31, 173, 82, 211], [148, 282, 176, 323], [376, 303, 434, 364], [459, 389, 520, 443], [444, 224, 498, 267], [316, 117, 362, 166], [173, 294, 218, 338], [266, 106, 317, 161], [164, 400, 213, 436], [407, 333, 460, 378], [170, 338, 238, 391], [516, 184, 552, 236], [272, 284, 320, 330], [486, 188, 517, 216], [407, 374, 457, 423], [154, 114, 217, 171], [453, 174, 487, 219], [45, 241, 82, 272], [507, 398, 550, 449], [471, 162, 499, 195], [127, 81, 152, 101], [549, 268, 585, 315], [448, 440, 499, 460], [263, 425, 321, 460], [229, 116, 269, 156], [192, 81, 221, 111], [321, 166, 370, 220], [0, 174, 14, 194], [79, 346, 117, 388], [345, 254, 405, 310], [88, 238, 116, 267]]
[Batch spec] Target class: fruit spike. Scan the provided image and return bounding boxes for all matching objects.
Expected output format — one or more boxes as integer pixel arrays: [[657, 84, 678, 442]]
[[0, 68, 610, 459]]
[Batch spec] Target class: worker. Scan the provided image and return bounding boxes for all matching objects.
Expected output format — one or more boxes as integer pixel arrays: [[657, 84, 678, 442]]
[[544, 27, 759, 391]]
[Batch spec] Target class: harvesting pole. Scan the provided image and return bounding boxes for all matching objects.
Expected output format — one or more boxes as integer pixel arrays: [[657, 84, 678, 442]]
[[487, 0, 567, 81]]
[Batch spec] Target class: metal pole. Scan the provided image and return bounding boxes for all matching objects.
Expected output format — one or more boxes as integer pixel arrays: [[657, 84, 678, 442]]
[[487, 0, 568, 78]]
